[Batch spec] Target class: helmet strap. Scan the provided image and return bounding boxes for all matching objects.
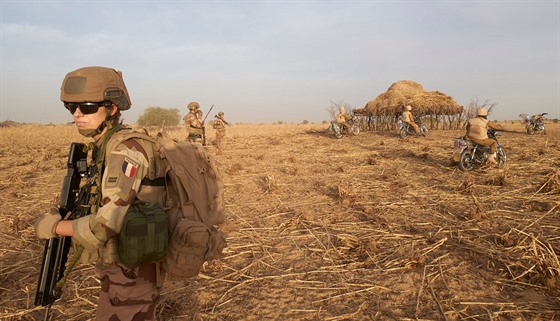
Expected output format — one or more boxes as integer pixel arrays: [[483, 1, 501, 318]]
[[77, 107, 116, 138]]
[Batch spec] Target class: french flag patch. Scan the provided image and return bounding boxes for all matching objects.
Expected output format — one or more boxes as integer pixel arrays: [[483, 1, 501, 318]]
[[122, 158, 138, 177]]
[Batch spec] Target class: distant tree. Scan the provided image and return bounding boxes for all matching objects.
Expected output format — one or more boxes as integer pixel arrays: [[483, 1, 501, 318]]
[[302, 120, 309, 124], [460, 98, 498, 127], [137, 107, 180, 126]]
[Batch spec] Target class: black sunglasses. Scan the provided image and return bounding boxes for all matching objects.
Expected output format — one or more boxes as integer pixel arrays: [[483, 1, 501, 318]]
[[64, 101, 110, 115]]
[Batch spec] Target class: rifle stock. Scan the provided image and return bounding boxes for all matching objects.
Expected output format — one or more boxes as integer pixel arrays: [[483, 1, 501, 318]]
[[35, 143, 88, 308]]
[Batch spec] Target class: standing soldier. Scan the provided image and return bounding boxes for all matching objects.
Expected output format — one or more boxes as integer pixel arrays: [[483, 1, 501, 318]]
[[212, 111, 228, 154], [183, 101, 204, 143], [34, 66, 164, 321]]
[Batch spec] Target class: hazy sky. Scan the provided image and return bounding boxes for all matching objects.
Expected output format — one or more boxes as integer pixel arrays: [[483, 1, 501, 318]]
[[1, 1, 559, 124]]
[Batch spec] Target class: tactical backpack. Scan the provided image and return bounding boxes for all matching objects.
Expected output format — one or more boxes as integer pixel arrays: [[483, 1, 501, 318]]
[[109, 129, 227, 278], [155, 131, 226, 278]]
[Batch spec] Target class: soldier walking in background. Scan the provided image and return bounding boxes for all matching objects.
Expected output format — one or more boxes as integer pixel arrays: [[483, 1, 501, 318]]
[[184, 101, 204, 143], [212, 111, 228, 154]]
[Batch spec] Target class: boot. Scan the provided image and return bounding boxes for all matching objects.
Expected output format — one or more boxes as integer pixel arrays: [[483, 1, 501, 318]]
[[487, 153, 498, 165]]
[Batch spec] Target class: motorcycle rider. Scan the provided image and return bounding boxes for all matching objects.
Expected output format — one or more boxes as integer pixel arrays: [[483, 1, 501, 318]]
[[464, 108, 503, 165], [402, 105, 421, 135], [530, 113, 547, 126], [335, 106, 352, 134]]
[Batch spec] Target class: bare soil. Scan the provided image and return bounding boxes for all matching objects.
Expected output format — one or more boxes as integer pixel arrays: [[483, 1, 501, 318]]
[[0, 121, 559, 321]]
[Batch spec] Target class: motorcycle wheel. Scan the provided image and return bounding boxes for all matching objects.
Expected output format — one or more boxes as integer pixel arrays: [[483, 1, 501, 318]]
[[399, 127, 408, 139], [458, 150, 475, 172], [421, 127, 428, 137], [352, 124, 360, 136], [496, 146, 507, 167], [527, 127, 534, 135]]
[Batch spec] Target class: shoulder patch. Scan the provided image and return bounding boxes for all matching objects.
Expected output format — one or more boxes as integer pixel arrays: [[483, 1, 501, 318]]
[[122, 158, 139, 177]]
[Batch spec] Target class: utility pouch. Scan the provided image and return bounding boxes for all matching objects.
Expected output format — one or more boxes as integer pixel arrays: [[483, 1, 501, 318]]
[[118, 201, 168, 269], [164, 219, 226, 278]]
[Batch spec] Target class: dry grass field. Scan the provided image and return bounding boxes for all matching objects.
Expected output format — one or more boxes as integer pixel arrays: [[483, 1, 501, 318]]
[[0, 121, 559, 321]]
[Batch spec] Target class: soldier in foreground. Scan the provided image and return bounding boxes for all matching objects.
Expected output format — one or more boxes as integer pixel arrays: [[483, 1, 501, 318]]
[[212, 111, 228, 154], [183, 101, 204, 143], [34, 66, 163, 320]]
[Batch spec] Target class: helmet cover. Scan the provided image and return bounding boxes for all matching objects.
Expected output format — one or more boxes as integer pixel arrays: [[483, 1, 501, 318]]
[[60, 66, 131, 110], [187, 102, 200, 110]]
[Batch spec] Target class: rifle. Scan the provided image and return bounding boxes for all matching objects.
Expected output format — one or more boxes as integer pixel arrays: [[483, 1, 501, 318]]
[[214, 114, 230, 126], [201, 104, 214, 146], [35, 143, 89, 319]]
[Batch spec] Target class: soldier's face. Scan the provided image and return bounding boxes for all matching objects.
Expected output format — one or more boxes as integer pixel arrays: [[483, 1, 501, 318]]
[[72, 104, 117, 135]]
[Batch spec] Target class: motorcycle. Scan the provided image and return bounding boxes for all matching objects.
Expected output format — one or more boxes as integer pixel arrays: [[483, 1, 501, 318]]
[[330, 117, 360, 139], [398, 115, 428, 138], [524, 113, 547, 135], [452, 128, 507, 171]]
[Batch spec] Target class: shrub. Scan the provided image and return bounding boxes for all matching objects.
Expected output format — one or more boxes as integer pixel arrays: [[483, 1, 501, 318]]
[[138, 107, 180, 126]]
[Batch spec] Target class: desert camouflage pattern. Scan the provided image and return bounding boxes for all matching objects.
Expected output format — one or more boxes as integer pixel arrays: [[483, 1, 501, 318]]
[[184, 110, 204, 142], [72, 130, 164, 321], [60, 66, 132, 111], [212, 116, 226, 153]]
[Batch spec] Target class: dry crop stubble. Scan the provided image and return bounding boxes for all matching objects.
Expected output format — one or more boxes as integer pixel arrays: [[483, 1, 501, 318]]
[[0, 121, 559, 320]]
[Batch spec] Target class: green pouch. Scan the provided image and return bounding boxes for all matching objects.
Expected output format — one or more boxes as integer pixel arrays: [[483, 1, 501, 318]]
[[118, 201, 168, 269]]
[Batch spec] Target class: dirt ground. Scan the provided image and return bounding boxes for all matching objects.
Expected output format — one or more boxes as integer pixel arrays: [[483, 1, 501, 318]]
[[0, 120, 559, 321]]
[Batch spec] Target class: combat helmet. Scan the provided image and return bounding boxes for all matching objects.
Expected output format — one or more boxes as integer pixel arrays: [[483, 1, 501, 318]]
[[218, 111, 224, 117], [405, 105, 412, 111], [60, 66, 131, 110], [477, 108, 488, 117], [187, 102, 200, 110]]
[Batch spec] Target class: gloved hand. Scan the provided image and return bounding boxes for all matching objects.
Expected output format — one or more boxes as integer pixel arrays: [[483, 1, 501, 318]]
[[35, 207, 61, 239]]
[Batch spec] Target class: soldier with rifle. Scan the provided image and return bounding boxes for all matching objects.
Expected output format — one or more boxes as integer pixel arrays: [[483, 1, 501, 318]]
[[212, 111, 229, 154], [183, 101, 206, 144], [34, 66, 165, 321]]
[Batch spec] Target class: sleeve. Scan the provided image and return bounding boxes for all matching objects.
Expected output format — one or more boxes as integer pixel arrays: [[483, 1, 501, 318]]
[[72, 141, 149, 251], [488, 120, 504, 130]]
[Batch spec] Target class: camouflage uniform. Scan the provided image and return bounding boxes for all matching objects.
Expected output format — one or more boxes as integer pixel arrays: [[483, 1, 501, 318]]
[[184, 102, 204, 143], [212, 112, 227, 153], [402, 105, 420, 135], [71, 126, 164, 321], [36, 66, 164, 321]]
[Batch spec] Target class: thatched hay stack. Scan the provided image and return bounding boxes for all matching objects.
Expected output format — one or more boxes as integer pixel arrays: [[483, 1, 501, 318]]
[[355, 80, 463, 116]]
